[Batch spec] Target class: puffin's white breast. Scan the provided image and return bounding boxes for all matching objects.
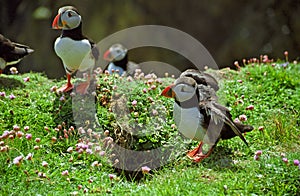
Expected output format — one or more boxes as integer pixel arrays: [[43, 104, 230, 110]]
[[54, 37, 95, 73], [173, 103, 206, 141], [0, 58, 6, 69], [107, 62, 125, 75]]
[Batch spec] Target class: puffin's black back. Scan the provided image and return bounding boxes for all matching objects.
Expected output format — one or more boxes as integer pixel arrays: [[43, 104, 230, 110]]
[[180, 69, 219, 91]]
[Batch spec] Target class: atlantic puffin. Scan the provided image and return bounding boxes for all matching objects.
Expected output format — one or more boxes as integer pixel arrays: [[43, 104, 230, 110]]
[[0, 34, 34, 74], [52, 6, 99, 94], [161, 69, 253, 162], [103, 43, 140, 76]]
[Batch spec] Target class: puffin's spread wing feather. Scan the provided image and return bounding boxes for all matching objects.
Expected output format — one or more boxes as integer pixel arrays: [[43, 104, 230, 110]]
[[202, 101, 248, 146]]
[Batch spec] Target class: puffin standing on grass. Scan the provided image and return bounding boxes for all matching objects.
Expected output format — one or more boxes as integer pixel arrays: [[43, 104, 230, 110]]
[[52, 6, 99, 94], [103, 43, 140, 76], [0, 34, 34, 74], [161, 69, 253, 162]]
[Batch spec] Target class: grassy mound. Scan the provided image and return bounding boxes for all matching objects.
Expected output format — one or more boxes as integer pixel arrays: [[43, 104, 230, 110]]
[[0, 59, 299, 195]]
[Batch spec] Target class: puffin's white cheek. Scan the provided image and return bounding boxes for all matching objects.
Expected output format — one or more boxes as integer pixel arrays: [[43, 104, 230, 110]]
[[68, 17, 81, 28]]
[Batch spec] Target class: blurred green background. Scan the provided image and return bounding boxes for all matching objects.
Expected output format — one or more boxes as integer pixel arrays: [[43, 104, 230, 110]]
[[1, 0, 299, 78]]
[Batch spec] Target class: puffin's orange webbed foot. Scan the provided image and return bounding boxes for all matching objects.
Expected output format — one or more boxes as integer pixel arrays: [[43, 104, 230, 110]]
[[187, 142, 214, 163], [57, 83, 73, 93], [187, 142, 204, 158]]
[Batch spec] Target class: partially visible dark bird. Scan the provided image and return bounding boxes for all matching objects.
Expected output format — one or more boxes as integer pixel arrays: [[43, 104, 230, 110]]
[[103, 43, 140, 76], [0, 34, 34, 74], [161, 69, 253, 162], [52, 6, 99, 94]]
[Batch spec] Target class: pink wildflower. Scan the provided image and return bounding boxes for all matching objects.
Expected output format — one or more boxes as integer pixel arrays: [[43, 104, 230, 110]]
[[132, 100, 137, 106], [258, 126, 264, 131], [34, 145, 40, 150], [67, 147, 73, 153], [25, 133, 32, 140], [13, 125, 20, 131], [239, 114, 248, 122], [42, 161, 48, 167], [282, 157, 288, 164], [255, 150, 262, 156], [16, 131, 24, 138], [152, 109, 158, 116], [61, 170, 69, 176], [13, 155, 23, 166], [9, 94, 16, 100], [91, 161, 99, 167], [141, 166, 151, 174], [26, 153, 33, 160], [246, 105, 254, 110], [23, 77, 30, 82], [99, 151, 106, 156], [108, 174, 116, 180]]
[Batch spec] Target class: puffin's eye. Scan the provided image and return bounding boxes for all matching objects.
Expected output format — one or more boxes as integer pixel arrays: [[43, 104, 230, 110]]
[[67, 12, 72, 17]]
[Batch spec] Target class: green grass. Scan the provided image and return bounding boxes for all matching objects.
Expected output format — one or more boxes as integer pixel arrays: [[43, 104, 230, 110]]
[[0, 60, 299, 195]]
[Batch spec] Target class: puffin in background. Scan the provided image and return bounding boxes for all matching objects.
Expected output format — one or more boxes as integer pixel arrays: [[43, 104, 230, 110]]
[[52, 6, 99, 94], [161, 69, 253, 162], [103, 43, 140, 76], [0, 34, 34, 74]]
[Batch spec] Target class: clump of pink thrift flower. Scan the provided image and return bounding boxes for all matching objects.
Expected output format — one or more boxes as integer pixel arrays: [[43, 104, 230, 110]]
[[24, 126, 30, 131], [91, 161, 100, 167], [239, 114, 248, 122], [258, 126, 264, 131], [13, 155, 23, 166], [42, 161, 48, 167], [67, 147, 73, 153], [293, 160, 299, 166], [132, 100, 137, 106], [255, 150, 262, 156], [9, 94, 16, 100], [10, 67, 18, 74], [26, 153, 33, 160], [254, 150, 262, 161], [282, 157, 288, 164], [152, 109, 158, 116], [23, 77, 30, 82], [108, 174, 116, 180], [13, 125, 20, 131], [25, 133, 32, 140], [61, 170, 69, 176], [246, 105, 254, 110], [50, 86, 57, 92], [141, 166, 151, 174], [16, 131, 24, 138]]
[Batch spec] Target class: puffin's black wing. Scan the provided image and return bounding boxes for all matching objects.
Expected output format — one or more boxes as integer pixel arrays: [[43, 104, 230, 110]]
[[200, 100, 249, 146], [89, 40, 99, 61], [196, 83, 248, 146]]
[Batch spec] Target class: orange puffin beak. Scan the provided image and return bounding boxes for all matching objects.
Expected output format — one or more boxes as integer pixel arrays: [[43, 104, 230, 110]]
[[161, 84, 175, 98], [52, 14, 64, 29], [103, 49, 113, 61]]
